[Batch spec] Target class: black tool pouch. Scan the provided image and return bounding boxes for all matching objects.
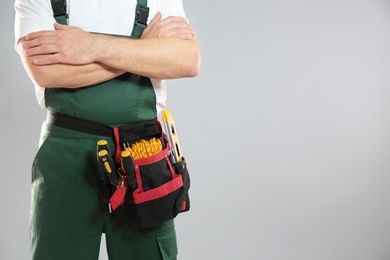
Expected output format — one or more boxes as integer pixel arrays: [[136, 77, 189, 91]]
[[108, 124, 190, 227], [129, 145, 190, 227]]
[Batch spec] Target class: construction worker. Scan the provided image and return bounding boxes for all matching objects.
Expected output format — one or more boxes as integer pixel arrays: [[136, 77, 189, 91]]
[[14, 0, 200, 259]]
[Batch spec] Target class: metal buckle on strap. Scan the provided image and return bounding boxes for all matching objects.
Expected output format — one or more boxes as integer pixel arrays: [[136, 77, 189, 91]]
[[134, 3, 149, 26]]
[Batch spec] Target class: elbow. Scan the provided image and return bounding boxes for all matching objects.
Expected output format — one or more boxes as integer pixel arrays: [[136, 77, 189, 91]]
[[190, 51, 201, 77], [27, 64, 68, 88], [31, 69, 54, 88], [185, 48, 201, 78], [177, 37, 201, 78], [19, 57, 54, 88], [163, 50, 200, 79], [17, 40, 59, 88]]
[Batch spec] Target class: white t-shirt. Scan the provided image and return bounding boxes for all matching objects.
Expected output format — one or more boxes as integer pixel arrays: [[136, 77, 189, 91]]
[[14, 0, 187, 114]]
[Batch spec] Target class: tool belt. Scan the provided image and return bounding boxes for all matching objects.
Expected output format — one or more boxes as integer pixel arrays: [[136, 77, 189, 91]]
[[47, 111, 190, 227]]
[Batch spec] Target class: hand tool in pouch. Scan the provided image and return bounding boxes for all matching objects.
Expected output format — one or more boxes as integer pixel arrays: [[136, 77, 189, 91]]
[[121, 150, 137, 189], [162, 109, 183, 163], [97, 149, 119, 186], [97, 140, 110, 157]]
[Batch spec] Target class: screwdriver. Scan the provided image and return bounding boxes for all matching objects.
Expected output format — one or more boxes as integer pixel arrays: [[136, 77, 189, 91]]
[[98, 149, 119, 186], [97, 139, 110, 153], [121, 150, 137, 189]]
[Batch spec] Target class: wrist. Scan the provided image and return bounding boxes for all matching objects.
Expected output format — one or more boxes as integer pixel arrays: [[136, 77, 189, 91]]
[[91, 34, 111, 63]]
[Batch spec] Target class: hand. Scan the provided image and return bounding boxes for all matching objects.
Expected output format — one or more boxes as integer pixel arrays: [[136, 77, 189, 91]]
[[141, 12, 196, 40], [22, 23, 97, 65]]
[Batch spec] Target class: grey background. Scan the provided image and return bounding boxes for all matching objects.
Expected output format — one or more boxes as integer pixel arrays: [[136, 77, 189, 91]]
[[2, 0, 390, 259]]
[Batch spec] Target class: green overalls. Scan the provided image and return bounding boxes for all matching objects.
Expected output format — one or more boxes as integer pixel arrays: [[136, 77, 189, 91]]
[[30, 1, 178, 259]]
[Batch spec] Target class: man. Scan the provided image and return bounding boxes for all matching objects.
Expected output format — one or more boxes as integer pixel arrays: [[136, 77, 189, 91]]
[[14, 0, 200, 259]]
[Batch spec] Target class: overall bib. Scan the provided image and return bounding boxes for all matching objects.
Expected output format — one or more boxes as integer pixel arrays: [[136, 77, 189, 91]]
[[30, 1, 178, 259]]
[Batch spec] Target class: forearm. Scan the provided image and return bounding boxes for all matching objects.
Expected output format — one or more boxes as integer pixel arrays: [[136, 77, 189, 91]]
[[25, 59, 123, 89], [18, 40, 124, 88], [93, 35, 201, 79]]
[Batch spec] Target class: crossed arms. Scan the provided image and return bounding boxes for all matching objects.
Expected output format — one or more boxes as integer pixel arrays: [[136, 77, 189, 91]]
[[16, 12, 201, 89]]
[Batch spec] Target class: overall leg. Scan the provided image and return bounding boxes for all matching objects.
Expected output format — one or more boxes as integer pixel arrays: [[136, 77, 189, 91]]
[[105, 218, 178, 260], [30, 125, 106, 260]]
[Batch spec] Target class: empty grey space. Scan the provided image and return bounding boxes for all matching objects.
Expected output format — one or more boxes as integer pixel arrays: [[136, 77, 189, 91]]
[[2, 0, 390, 259]]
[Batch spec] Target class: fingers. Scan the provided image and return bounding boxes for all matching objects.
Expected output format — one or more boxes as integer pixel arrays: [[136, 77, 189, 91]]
[[160, 16, 195, 36], [23, 31, 60, 59], [23, 43, 58, 57], [147, 15, 195, 39], [22, 24, 80, 56], [25, 30, 57, 41], [22, 35, 56, 49], [157, 16, 190, 29], [173, 33, 194, 40], [160, 23, 195, 38], [24, 23, 73, 42], [32, 54, 60, 65]]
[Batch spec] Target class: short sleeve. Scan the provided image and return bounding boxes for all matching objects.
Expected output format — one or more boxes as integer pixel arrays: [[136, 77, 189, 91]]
[[157, 0, 186, 20], [14, 0, 57, 45]]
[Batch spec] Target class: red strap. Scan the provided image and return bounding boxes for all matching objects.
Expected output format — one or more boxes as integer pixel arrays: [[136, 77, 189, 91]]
[[133, 174, 183, 204], [113, 126, 121, 163], [134, 165, 143, 192], [109, 181, 128, 211]]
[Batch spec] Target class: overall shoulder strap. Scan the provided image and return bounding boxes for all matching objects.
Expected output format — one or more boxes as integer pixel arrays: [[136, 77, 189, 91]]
[[51, 0, 68, 25], [131, 0, 149, 38]]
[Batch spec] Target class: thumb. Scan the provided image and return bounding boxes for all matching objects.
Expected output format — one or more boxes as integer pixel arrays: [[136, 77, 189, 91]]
[[148, 12, 162, 26], [54, 23, 70, 30]]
